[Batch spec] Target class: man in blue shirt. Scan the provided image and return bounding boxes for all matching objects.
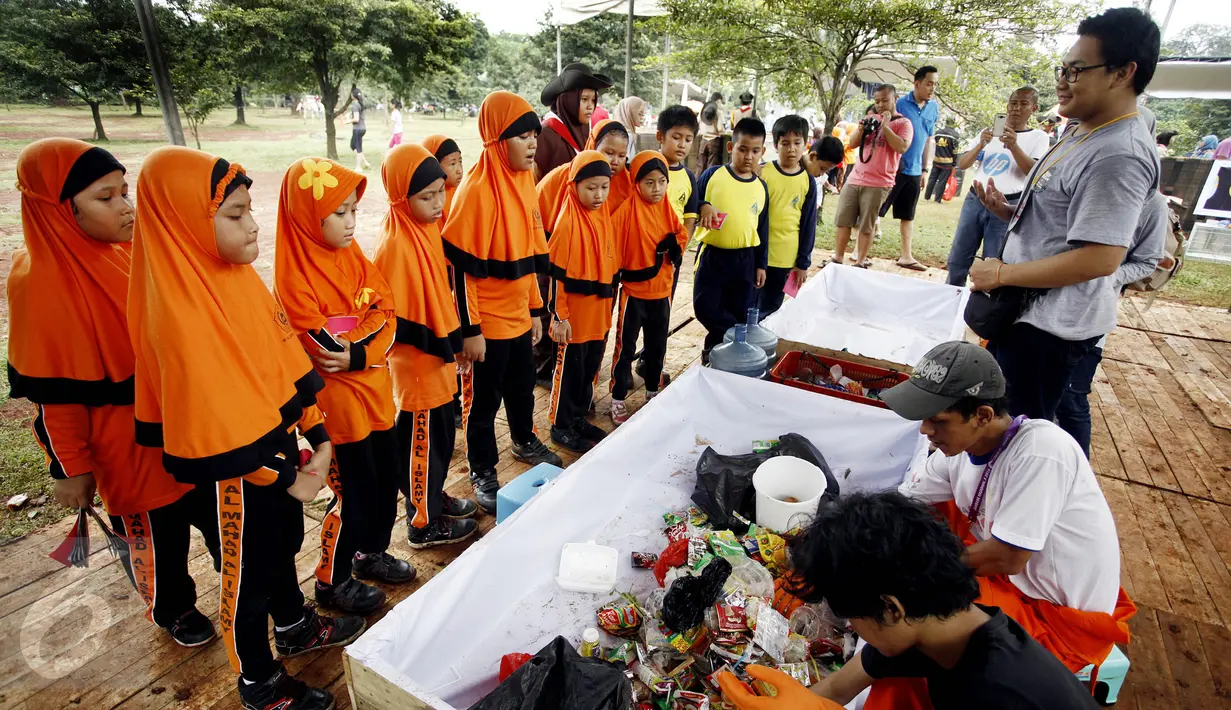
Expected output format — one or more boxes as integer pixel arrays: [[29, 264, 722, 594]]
[[879, 65, 939, 271]]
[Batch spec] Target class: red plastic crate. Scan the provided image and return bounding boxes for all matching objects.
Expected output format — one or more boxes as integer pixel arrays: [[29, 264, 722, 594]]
[[770, 351, 909, 409]]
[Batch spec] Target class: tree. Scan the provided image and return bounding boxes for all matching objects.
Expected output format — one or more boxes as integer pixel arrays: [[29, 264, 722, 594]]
[[472, 31, 552, 106], [660, 0, 1089, 133], [1165, 23, 1231, 58], [527, 11, 664, 107], [159, 0, 230, 148], [1149, 24, 1231, 155], [213, 0, 476, 159], [0, 0, 150, 140]]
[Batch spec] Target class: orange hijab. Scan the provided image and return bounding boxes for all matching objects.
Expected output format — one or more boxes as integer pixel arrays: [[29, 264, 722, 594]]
[[8, 138, 135, 405], [442, 91, 547, 279], [274, 158, 394, 337], [585, 118, 633, 212], [421, 133, 461, 222], [128, 146, 320, 465], [613, 151, 686, 275], [375, 144, 462, 362], [549, 151, 616, 294]]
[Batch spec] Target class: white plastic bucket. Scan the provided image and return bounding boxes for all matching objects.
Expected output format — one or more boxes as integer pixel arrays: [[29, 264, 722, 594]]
[[752, 456, 828, 533]]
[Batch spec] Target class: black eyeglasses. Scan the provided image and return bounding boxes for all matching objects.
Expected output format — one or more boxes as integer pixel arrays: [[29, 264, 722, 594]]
[[1055, 64, 1110, 83]]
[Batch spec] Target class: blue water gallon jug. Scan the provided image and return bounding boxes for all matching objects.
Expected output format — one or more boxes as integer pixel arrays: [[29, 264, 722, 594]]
[[710, 323, 768, 378], [724, 308, 778, 369]]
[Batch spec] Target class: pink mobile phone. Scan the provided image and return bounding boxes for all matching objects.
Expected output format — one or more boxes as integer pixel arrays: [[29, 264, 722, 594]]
[[713, 212, 729, 229], [325, 315, 358, 334]]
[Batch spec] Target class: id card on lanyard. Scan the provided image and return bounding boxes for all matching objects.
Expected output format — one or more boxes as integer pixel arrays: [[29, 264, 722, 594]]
[[968, 415, 1028, 538]]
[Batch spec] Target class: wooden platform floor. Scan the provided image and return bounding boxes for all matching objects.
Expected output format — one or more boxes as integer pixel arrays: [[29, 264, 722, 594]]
[[4, 260, 1231, 708]]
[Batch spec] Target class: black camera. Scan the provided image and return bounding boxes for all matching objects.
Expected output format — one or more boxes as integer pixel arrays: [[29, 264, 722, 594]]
[[860, 116, 881, 135]]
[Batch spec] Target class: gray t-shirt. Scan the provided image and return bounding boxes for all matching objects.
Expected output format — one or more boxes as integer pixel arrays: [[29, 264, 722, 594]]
[[1003, 116, 1159, 340], [1115, 190, 1166, 290], [350, 101, 366, 131]]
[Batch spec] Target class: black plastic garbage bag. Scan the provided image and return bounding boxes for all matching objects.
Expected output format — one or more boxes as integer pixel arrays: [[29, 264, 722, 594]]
[[470, 636, 631, 710], [662, 556, 733, 632], [690, 432, 840, 534]]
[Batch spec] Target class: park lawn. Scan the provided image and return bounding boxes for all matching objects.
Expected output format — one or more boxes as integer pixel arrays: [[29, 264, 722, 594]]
[[0, 363, 72, 543]]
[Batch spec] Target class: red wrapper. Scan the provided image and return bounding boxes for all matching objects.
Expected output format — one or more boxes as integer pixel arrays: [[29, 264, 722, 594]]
[[714, 603, 747, 633], [499, 653, 532, 682], [665, 521, 689, 543], [597, 599, 642, 637], [654, 538, 690, 586], [632, 552, 658, 569]]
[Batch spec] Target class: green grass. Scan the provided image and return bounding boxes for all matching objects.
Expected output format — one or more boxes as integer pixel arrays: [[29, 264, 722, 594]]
[[0, 364, 71, 544]]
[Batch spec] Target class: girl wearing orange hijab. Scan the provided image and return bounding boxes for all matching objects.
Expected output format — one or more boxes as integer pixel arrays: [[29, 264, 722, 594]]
[[374, 144, 479, 547], [608, 151, 688, 425], [442, 90, 563, 513], [421, 133, 466, 425], [7, 138, 220, 648], [546, 151, 616, 453], [274, 157, 416, 617], [536, 118, 633, 236], [128, 146, 361, 710]]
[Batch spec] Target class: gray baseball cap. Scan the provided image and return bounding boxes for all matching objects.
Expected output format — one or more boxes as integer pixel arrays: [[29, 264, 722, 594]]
[[881, 341, 1006, 421]]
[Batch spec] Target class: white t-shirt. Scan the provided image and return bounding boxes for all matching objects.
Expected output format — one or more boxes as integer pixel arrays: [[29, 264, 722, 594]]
[[899, 419, 1120, 614], [390, 108, 403, 135], [972, 128, 1051, 195]]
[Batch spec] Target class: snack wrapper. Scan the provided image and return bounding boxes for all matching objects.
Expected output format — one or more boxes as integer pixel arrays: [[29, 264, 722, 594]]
[[665, 522, 689, 544], [687, 506, 710, 528], [598, 598, 643, 637], [708, 530, 746, 560], [751, 439, 779, 453], [714, 603, 747, 633], [633, 661, 676, 696], [665, 511, 685, 526], [753, 528, 787, 576], [673, 689, 710, 709], [751, 605, 790, 663], [687, 536, 709, 566], [752, 679, 779, 697], [666, 622, 709, 654], [777, 661, 812, 686], [608, 640, 635, 664], [632, 551, 659, 569]]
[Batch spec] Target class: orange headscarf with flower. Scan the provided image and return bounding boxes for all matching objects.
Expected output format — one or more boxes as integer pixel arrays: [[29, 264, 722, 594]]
[[421, 133, 461, 225], [613, 151, 687, 301]]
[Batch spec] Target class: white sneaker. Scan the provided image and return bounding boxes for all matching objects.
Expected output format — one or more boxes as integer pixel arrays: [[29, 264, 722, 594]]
[[610, 399, 630, 425]]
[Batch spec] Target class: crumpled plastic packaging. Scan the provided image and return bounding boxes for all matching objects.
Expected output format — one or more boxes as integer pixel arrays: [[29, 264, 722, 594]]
[[471, 636, 631, 710], [662, 557, 733, 633]]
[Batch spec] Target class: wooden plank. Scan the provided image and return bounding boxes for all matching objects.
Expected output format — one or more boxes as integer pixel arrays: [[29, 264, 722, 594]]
[[1126, 483, 1220, 624], [1092, 374, 1154, 486], [1175, 371, 1231, 431], [1161, 492, 1231, 626], [1098, 476, 1166, 609], [1118, 297, 1148, 331], [344, 652, 430, 710], [1161, 335, 1225, 377], [1104, 329, 1171, 370], [1193, 339, 1231, 379], [1102, 361, 1183, 492], [1156, 610, 1223, 709], [1196, 621, 1231, 702], [1116, 362, 1212, 499], [1122, 606, 1180, 707], [1133, 368, 1231, 505], [1089, 394, 1128, 481]]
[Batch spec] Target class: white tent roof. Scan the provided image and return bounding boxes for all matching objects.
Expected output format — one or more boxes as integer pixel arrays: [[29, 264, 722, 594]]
[[1146, 58, 1231, 100], [554, 0, 666, 26]]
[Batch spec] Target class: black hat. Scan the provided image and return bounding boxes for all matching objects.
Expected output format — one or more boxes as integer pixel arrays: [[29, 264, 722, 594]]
[[541, 63, 614, 107], [880, 341, 1006, 421]]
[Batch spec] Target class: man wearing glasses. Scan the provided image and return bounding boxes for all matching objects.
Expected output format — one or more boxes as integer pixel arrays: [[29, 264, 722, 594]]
[[966, 6, 1160, 422]]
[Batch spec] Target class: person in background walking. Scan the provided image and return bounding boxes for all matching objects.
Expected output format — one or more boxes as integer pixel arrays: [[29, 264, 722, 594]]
[[1155, 129, 1178, 157], [388, 100, 403, 148], [924, 119, 961, 203], [730, 92, 757, 127], [346, 87, 370, 171], [698, 93, 725, 170], [946, 87, 1051, 287], [879, 66, 940, 271]]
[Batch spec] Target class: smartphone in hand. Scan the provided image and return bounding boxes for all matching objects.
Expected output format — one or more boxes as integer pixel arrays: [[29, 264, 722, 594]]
[[992, 113, 1008, 137]]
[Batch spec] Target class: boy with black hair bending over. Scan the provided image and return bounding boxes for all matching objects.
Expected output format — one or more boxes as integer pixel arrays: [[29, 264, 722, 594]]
[[760, 115, 826, 316], [693, 118, 769, 361]]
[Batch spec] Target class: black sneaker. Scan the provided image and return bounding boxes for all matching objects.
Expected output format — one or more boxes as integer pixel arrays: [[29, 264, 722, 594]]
[[314, 578, 386, 615], [551, 425, 594, 454], [166, 608, 216, 648], [575, 420, 608, 443], [512, 437, 564, 466], [471, 468, 500, 514], [352, 551, 417, 584], [275, 607, 366, 658], [408, 516, 478, 549], [442, 493, 478, 519], [238, 667, 335, 710]]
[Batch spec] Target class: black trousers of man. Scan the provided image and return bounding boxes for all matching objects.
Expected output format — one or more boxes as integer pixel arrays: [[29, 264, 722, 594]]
[[987, 322, 1102, 422], [924, 164, 954, 203]]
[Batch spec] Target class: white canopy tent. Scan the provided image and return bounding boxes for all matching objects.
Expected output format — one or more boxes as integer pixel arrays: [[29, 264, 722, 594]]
[[1147, 58, 1231, 100], [554, 0, 670, 105]]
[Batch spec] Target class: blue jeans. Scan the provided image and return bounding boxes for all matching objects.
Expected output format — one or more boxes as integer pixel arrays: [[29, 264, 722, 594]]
[[946, 191, 1011, 286], [1055, 346, 1104, 458]]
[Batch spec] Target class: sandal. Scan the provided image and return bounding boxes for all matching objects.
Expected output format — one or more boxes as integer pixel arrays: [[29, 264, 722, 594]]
[[897, 260, 927, 271], [853, 262, 871, 269]]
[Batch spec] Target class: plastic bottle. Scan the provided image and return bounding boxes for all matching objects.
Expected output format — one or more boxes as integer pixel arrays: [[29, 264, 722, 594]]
[[709, 323, 768, 378], [723, 307, 778, 369], [579, 627, 600, 657]]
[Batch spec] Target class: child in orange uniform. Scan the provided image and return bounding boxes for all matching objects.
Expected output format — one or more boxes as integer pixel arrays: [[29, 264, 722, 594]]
[[128, 146, 362, 710], [374, 144, 480, 547], [609, 151, 689, 424], [442, 91, 563, 513], [547, 151, 616, 453], [422, 133, 467, 427], [537, 119, 632, 235], [8, 138, 220, 648], [274, 157, 416, 616]]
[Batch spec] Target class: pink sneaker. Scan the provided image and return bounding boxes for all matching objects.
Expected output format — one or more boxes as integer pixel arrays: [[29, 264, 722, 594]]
[[610, 399, 630, 425]]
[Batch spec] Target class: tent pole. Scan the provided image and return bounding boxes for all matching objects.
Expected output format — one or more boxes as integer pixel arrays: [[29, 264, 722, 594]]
[[625, 0, 635, 96], [556, 25, 562, 76], [661, 34, 670, 110], [1159, 0, 1178, 36]]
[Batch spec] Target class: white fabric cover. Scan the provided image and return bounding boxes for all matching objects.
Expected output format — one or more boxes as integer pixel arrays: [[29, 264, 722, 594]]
[[761, 264, 970, 367], [347, 368, 929, 709]]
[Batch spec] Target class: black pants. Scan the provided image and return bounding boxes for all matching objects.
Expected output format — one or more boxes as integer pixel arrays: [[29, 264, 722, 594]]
[[532, 274, 554, 380], [759, 266, 792, 317], [396, 403, 455, 529], [1056, 345, 1104, 458], [350, 127, 366, 153], [693, 244, 756, 351], [610, 290, 670, 401], [550, 339, 605, 429], [954, 168, 966, 197], [215, 446, 306, 683], [315, 427, 399, 586], [463, 328, 537, 473], [988, 322, 1102, 422], [924, 164, 954, 203], [111, 484, 221, 629]]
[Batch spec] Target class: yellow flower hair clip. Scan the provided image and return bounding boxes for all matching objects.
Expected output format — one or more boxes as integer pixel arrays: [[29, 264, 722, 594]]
[[297, 158, 339, 200]]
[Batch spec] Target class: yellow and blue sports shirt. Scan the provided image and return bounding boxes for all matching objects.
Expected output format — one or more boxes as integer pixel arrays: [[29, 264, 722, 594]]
[[761, 161, 818, 270], [667, 163, 699, 222], [695, 165, 770, 268]]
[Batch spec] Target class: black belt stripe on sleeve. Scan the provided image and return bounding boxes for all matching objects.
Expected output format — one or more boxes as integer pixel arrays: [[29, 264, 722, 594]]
[[394, 317, 463, 363]]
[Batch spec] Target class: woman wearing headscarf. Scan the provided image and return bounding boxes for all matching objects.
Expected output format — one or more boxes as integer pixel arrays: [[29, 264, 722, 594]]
[[535, 62, 613, 180], [422, 133, 467, 425], [1192, 134, 1218, 159], [8, 138, 220, 649], [613, 96, 647, 133], [537, 119, 633, 236], [128, 146, 362, 710], [274, 157, 416, 617], [442, 90, 563, 513]]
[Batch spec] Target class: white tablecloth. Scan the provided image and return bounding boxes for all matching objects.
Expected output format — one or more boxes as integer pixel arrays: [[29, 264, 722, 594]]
[[347, 368, 929, 708]]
